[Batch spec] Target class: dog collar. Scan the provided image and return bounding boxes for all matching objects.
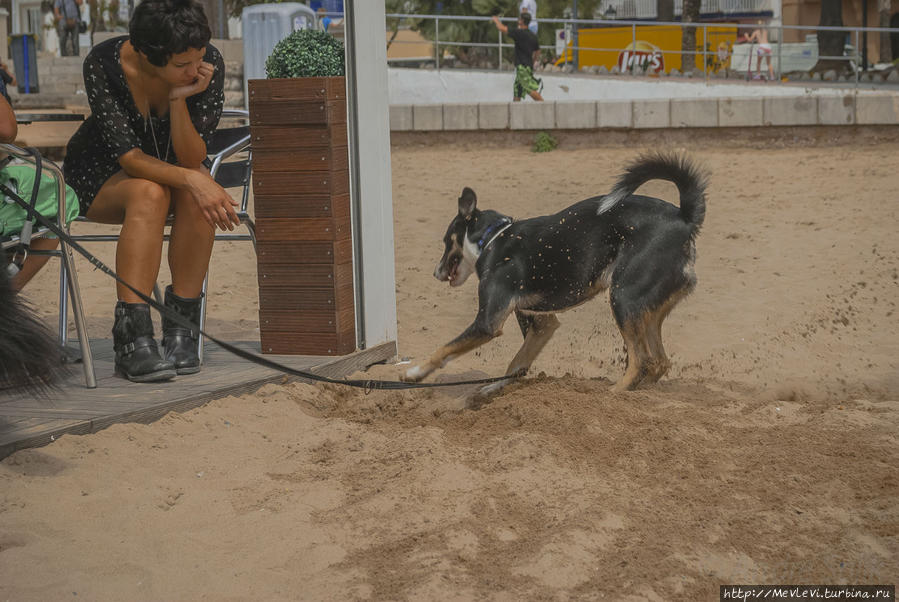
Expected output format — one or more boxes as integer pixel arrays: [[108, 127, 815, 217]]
[[477, 218, 513, 251]]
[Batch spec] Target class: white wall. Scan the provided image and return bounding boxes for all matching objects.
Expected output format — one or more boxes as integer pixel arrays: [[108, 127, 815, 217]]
[[387, 67, 873, 105]]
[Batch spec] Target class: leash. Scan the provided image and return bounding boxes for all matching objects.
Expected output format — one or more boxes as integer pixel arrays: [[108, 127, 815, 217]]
[[2, 149, 521, 392]]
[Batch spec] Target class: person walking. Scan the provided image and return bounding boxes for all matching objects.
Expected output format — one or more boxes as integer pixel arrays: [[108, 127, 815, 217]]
[[53, 0, 82, 56], [492, 12, 543, 102]]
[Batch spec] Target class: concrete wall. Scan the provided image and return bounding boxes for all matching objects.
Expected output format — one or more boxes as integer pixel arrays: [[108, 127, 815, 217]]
[[386, 67, 896, 105], [388, 95, 899, 131]]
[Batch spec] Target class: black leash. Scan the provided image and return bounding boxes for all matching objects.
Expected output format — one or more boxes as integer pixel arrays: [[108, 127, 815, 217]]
[[2, 149, 520, 392]]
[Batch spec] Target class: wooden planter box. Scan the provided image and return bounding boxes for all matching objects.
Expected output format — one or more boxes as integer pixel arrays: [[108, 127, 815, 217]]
[[249, 77, 355, 356]]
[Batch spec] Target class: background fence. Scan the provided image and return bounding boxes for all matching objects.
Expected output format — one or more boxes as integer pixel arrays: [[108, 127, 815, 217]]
[[383, 12, 899, 87]]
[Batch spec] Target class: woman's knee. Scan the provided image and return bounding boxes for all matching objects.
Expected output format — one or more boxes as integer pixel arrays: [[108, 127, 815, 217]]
[[124, 180, 172, 223]]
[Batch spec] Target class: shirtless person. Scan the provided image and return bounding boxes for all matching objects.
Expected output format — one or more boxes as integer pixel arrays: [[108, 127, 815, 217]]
[[745, 22, 774, 80]]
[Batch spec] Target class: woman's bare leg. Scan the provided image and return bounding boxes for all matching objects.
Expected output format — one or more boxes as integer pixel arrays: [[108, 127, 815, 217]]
[[167, 167, 215, 299], [86, 170, 171, 302]]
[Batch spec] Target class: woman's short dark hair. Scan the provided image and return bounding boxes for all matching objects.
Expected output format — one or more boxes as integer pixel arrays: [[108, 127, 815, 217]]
[[520, 12, 532, 26], [130, 0, 211, 67]]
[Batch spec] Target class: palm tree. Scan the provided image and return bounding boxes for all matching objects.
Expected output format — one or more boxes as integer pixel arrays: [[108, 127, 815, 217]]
[[680, 0, 700, 71], [812, 0, 846, 72], [878, 0, 891, 62]]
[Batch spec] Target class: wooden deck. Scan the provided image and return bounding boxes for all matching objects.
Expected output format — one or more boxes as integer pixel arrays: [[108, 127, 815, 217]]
[[0, 338, 397, 459]]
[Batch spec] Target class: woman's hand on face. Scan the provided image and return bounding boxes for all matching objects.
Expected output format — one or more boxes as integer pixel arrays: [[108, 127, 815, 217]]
[[186, 170, 240, 231], [169, 61, 215, 101]]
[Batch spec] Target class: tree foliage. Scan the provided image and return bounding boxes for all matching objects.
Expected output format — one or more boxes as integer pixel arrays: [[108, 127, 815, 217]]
[[385, 0, 611, 66]]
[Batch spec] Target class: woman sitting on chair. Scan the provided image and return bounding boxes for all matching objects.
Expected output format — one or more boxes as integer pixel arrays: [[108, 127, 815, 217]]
[[64, 0, 238, 383]]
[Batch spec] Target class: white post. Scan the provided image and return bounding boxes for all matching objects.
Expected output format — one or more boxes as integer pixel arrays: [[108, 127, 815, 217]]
[[0, 9, 8, 61], [343, 0, 399, 351]]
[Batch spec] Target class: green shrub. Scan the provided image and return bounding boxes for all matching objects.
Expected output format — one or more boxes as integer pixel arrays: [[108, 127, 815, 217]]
[[265, 29, 345, 79], [532, 131, 558, 153]]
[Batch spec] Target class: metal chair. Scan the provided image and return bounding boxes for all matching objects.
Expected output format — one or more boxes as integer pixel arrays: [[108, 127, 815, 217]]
[[66, 108, 255, 365], [0, 143, 96, 388]]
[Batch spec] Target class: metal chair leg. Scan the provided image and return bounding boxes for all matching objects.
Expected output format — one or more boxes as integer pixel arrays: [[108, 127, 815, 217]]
[[58, 255, 69, 347], [60, 239, 97, 388], [198, 272, 209, 364]]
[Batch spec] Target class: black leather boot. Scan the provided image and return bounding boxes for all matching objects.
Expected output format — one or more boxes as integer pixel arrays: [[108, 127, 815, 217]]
[[112, 302, 176, 382], [161, 285, 202, 375]]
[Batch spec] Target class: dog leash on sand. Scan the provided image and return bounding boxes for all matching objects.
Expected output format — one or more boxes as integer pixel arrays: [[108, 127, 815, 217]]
[[2, 152, 520, 393]]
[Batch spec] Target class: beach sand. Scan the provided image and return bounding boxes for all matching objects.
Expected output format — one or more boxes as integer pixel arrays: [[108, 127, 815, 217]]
[[2, 134, 897, 600]]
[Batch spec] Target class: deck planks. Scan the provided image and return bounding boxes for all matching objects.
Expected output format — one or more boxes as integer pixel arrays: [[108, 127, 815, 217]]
[[0, 338, 397, 458]]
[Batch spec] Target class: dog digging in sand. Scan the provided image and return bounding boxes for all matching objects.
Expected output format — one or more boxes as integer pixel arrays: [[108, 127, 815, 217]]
[[404, 153, 707, 394]]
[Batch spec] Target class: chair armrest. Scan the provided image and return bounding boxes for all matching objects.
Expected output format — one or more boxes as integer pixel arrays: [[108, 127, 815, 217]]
[[221, 109, 249, 120]]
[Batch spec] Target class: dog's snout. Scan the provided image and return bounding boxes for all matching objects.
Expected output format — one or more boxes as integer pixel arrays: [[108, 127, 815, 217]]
[[434, 260, 447, 281]]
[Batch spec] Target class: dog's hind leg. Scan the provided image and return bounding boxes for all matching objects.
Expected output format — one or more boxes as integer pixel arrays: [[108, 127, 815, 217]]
[[641, 289, 689, 384], [610, 311, 653, 392]]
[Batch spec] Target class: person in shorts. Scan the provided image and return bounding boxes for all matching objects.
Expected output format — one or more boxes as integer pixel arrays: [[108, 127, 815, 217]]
[[492, 12, 544, 102], [744, 21, 774, 80], [0, 94, 80, 292]]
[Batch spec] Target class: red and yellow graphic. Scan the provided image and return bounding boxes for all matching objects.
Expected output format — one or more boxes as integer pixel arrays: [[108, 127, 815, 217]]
[[617, 40, 665, 73], [556, 24, 737, 73]]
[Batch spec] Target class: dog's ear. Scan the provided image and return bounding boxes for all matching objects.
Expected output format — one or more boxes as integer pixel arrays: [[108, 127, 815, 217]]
[[458, 187, 477, 219]]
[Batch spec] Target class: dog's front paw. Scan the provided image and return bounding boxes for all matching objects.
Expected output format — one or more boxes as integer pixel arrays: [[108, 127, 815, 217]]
[[478, 378, 511, 397], [403, 364, 428, 382]]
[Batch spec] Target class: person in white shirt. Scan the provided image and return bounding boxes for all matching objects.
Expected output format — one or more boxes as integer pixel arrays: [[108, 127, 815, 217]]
[[519, 0, 538, 34]]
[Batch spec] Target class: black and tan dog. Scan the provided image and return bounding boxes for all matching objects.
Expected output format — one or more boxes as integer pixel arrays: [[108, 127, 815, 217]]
[[404, 153, 707, 393]]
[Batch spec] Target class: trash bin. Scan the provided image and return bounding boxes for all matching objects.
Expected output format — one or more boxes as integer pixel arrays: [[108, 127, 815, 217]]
[[8, 34, 39, 94], [242, 3, 316, 107]]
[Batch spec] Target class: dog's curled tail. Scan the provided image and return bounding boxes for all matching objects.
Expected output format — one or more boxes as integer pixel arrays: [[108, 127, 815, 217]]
[[0, 266, 67, 394], [597, 153, 708, 232]]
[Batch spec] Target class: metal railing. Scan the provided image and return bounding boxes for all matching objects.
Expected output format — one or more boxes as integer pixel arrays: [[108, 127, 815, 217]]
[[384, 12, 899, 88]]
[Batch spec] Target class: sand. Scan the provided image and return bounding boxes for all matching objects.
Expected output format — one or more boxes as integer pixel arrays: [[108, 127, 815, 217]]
[[1, 133, 897, 600]]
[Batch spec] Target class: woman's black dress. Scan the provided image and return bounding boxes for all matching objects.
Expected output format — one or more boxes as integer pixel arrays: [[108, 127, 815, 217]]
[[64, 36, 225, 215]]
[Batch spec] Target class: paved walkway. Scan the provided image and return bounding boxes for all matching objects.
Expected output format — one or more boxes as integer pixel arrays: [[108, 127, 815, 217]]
[[0, 338, 396, 459]]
